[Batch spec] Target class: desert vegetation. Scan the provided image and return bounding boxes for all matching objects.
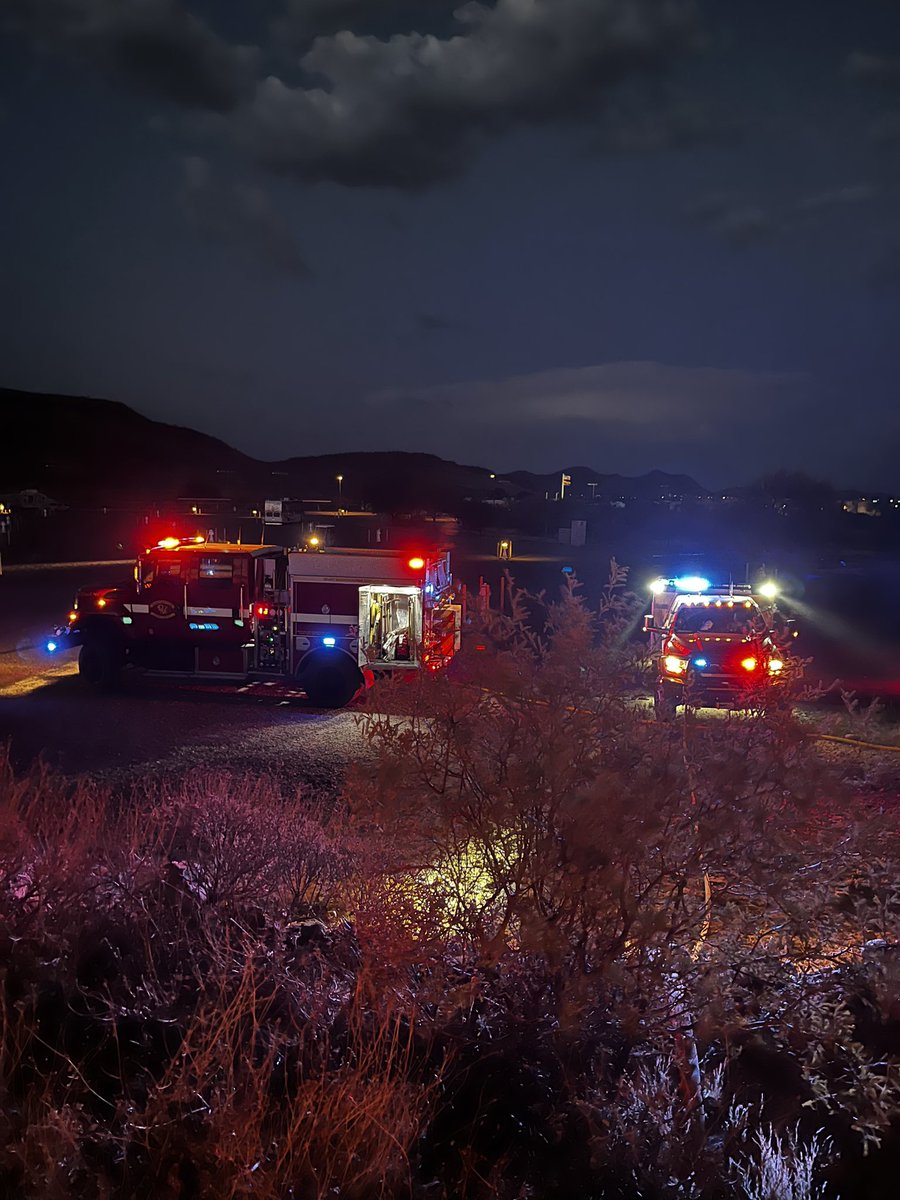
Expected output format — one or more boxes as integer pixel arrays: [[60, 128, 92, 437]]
[[1, 574, 898, 1198]]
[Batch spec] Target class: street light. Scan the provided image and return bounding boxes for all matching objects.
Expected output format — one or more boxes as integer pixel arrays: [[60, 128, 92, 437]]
[[336, 474, 343, 507]]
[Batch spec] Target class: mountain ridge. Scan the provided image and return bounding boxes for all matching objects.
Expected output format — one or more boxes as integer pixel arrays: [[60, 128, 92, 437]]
[[0, 387, 707, 504]]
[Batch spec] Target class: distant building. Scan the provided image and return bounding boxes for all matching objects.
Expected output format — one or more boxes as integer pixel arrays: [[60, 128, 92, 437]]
[[0, 488, 66, 513], [842, 497, 881, 517]]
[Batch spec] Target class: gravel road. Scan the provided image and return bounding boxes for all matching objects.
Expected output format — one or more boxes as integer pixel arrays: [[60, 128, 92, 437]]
[[0, 563, 371, 788]]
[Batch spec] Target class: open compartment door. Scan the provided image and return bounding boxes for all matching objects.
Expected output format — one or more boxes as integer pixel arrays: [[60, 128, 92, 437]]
[[358, 586, 422, 668]]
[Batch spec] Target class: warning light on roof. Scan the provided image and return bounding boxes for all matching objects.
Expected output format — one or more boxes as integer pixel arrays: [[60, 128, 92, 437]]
[[649, 578, 668, 594], [408, 557, 425, 570], [157, 537, 180, 550], [673, 576, 710, 592]]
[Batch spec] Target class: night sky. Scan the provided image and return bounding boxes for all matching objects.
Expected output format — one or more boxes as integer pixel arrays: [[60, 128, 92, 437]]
[[2, 1, 900, 488]]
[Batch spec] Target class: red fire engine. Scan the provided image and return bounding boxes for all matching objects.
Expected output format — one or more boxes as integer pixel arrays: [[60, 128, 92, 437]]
[[49, 538, 460, 707]]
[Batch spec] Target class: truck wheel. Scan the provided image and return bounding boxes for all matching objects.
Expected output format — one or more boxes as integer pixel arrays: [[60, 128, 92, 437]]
[[654, 684, 677, 723], [79, 640, 123, 692], [301, 660, 362, 708]]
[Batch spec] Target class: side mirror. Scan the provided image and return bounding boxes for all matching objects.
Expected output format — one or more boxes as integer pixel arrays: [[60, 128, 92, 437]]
[[643, 615, 661, 635], [772, 617, 798, 641]]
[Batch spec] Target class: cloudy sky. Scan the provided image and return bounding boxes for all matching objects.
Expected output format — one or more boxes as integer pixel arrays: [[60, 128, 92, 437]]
[[2, 0, 899, 487]]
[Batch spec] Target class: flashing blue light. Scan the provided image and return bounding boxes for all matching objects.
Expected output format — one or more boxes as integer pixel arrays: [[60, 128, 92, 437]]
[[673, 575, 710, 593], [322, 636, 337, 648], [188, 622, 220, 631], [694, 657, 708, 668], [46, 640, 58, 653]]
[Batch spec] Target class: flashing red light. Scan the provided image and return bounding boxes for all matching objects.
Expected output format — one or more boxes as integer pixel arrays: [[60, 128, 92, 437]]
[[741, 656, 758, 672], [408, 556, 425, 571]]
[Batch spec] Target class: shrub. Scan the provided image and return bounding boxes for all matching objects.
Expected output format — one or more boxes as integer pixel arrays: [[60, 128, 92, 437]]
[[0, 570, 897, 1197]]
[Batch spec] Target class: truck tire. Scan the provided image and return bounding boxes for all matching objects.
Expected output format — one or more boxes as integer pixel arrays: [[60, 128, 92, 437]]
[[79, 639, 123, 693], [654, 683, 677, 723], [300, 658, 363, 708]]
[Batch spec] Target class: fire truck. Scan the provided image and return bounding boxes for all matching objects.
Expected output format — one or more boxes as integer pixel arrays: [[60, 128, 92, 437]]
[[48, 538, 460, 707], [643, 576, 794, 720]]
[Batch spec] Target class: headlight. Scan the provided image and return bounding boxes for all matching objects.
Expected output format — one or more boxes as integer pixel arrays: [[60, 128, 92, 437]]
[[768, 658, 784, 673], [664, 654, 687, 675]]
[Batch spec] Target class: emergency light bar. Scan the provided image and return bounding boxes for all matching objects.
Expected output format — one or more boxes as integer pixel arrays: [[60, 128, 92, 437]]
[[649, 576, 776, 598], [155, 535, 206, 550], [649, 576, 710, 594]]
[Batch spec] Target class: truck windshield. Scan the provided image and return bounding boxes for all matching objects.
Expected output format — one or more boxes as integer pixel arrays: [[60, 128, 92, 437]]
[[673, 604, 765, 634]]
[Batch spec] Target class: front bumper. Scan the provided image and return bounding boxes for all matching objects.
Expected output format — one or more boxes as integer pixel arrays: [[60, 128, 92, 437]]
[[659, 669, 783, 705], [45, 623, 83, 654]]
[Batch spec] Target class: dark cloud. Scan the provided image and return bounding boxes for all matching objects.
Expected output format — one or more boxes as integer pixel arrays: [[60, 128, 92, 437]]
[[687, 181, 880, 247], [686, 194, 776, 244], [6, 0, 259, 111], [845, 50, 900, 86], [368, 361, 811, 479], [7, 1, 705, 188], [796, 183, 879, 212], [369, 361, 810, 430], [180, 156, 311, 277], [234, 0, 703, 187], [272, 1, 461, 47]]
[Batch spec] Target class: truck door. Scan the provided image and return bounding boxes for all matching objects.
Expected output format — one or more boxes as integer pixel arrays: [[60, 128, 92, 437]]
[[140, 553, 186, 623], [183, 553, 245, 624], [252, 556, 289, 673]]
